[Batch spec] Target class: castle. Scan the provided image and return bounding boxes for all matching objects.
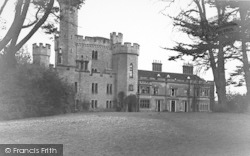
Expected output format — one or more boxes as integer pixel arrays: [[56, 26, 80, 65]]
[[33, 2, 214, 112]]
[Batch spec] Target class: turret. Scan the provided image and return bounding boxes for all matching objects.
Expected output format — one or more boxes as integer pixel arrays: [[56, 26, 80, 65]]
[[32, 43, 51, 67], [110, 32, 123, 44], [112, 42, 139, 56], [112, 34, 140, 98], [55, 1, 78, 67]]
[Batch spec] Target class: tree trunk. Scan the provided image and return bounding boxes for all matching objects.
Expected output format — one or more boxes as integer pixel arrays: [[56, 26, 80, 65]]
[[5, 49, 17, 69], [240, 8, 250, 109], [217, 39, 227, 108]]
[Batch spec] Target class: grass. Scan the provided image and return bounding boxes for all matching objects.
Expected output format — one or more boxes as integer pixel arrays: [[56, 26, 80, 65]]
[[0, 112, 250, 156]]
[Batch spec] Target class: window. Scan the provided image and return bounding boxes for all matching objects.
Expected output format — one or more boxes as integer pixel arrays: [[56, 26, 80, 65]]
[[141, 86, 150, 94], [195, 89, 199, 96], [95, 100, 97, 108], [204, 89, 209, 96], [106, 101, 109, 108], [129, 84, 134, 91], [92, 50, 98, 60], [107, 84, 112, 94], [109, 101, 112, 108], [140, 99, 150, 108], [106, 100, 112, 108], [153, 87, 158, 95], [95, 83, 98, 94], [92, 83, 98, 94], [58, 48, 62, 64], [199, 103, 209, 111], [201, 89, 210, 97], [91, 100, 98, 109], [80, 62, 84, 70], [129, 63, 133, 78], [75, 82, 78, 93], [91, 100, 94, 108], [107, 84, 109, 94], [84, 61, 88, 71], [171, 88, 177, 96], [92, 83, 95, 94], [110, 84, 112, 94]]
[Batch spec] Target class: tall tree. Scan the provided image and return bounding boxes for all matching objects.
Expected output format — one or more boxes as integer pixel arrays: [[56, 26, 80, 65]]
[[165, 0, 238, 107], [0, 0, 84, 69], [229, 1, 250, 102]]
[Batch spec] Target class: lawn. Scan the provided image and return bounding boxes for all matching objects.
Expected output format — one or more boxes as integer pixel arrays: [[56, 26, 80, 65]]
[[0, 112, 250, 156]]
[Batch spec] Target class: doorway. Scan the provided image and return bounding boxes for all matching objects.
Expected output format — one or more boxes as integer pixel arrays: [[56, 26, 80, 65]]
[[184, 101, 188, 112], [157, 100, 161, 112], [171, 100, 176, 112]]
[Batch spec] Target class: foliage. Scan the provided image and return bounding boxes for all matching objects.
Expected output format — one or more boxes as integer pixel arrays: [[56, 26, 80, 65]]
[[75, 100, 90, 112], [214, 93, 248, 113], [115, 91, 125, 112], [0, 0, 85, 68], [0, 63, 75, 120], [164, 0, 243, 107], [124, 94, 138, 112]]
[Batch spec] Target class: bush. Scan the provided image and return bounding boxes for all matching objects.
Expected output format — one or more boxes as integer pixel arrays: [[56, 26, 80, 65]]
[[226, 94, 248, 113], [0, 64, 75, 120], [214, 94, 248, 113], [75, 100, 90, 112], [124, 94, 138, 112]]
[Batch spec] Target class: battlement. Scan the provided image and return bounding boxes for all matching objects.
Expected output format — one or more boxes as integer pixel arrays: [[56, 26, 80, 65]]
[[110, 32, 123, 44], [76, 35, 110, 47], [32, 43, 51, 56], [112, 42, 140, 56]]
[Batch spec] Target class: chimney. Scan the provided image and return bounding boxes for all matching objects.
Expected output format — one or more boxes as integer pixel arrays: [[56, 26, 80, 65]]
[[183, 63, 193, 75], [152, 60, 162, 72]]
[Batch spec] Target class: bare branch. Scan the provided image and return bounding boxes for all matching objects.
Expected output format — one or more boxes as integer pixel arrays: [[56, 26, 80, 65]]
[[0, 0, 8, 15], [22, 6, 42, 28], [14, 0, 54, 53]]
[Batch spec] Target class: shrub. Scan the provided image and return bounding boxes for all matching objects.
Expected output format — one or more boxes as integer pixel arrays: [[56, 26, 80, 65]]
[[214, 94, 249, 113], [75, 100, 90, 112], [226, 94, 248, 113], [124, 94, 138, 112], [0, 64, 75, 120]]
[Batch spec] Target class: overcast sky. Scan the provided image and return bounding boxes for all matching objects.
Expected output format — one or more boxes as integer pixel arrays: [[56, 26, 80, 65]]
[[1, 0, 246, 94]]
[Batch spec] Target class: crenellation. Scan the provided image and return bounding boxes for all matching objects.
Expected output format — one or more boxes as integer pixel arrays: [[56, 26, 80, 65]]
[[32, 43, 51, 67], [32, 43, 51, 56], [110, 32, 123, 44], [112, 42, 140, 56], [33, 1, 214, 112]]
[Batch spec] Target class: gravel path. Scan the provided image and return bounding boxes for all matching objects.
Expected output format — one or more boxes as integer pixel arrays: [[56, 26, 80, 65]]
[[0, 112, 250, 156]]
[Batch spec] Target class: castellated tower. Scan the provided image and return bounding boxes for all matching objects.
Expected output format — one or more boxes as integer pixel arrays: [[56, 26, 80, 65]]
[[111, 33, 140, 97], [32, 43, 51, 67], [55, 1, 78, 67], [110, 32, 123, 44]]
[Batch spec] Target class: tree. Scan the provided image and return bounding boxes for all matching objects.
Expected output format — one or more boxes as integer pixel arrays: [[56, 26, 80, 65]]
[[226, 1, 250, 104], [0, 0, 84, 69], [165, 0, 239, 108], [124, 94, 138, 112], [0, 52, 75, 120]]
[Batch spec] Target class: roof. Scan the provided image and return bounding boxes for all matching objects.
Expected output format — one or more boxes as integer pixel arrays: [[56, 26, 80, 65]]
[[138, 70, 204, 81]]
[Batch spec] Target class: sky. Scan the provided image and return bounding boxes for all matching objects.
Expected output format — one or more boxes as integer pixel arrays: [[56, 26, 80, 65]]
[[1, 0, 247, 94]]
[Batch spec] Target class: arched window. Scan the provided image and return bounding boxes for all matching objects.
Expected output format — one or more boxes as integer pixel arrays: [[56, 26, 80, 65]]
[[129, 63, 133, 78]]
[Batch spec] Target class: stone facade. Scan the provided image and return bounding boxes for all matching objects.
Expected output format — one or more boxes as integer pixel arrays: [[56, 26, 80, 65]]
[[32, 3, 214, 112], [32, 43, 51, 67], [138, 62, 214, 112], [51, 2, 139, 110]]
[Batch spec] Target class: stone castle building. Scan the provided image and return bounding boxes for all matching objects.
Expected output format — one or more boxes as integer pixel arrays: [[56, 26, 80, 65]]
[[33, 2, 214, 112]]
